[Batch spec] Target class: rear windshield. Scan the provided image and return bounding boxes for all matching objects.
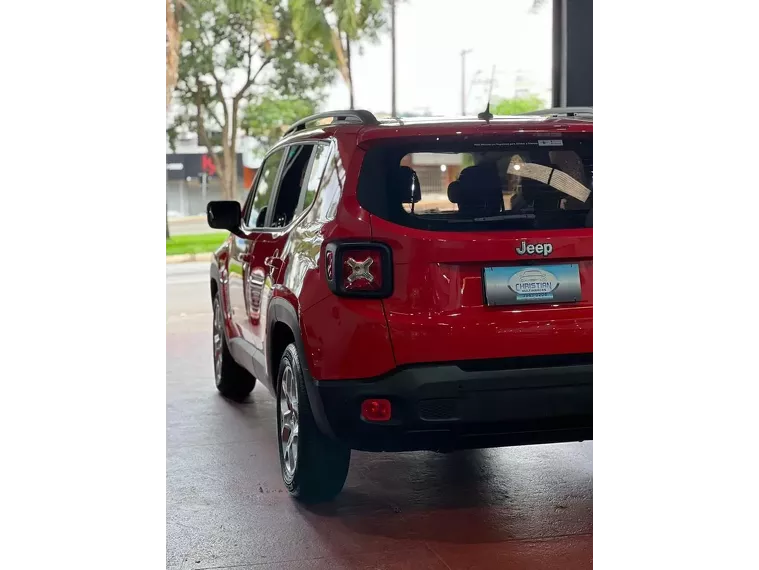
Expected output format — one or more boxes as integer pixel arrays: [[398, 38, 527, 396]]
[[357, 135, 592, 231]]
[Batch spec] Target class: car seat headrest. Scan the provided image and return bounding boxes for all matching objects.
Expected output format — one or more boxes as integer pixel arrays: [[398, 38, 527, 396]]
[[393, 166, 421, 204], [447, 163, 503, 216]]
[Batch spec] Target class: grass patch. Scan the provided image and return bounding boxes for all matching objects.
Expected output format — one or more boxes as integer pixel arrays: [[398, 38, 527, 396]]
[[167, 232, 228, 256]]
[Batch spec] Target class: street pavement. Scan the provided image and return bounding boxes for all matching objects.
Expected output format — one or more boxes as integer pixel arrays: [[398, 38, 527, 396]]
[[166, 262, 593, 570], [168, 216, 225, 236]]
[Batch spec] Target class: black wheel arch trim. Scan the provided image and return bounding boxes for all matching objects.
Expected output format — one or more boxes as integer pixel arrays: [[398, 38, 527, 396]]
[[267, 297, 336, 438], [210, 262, 221, 294]]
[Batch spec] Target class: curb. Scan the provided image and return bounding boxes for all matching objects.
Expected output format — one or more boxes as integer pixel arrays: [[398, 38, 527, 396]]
[[166, 253, 213, 264]]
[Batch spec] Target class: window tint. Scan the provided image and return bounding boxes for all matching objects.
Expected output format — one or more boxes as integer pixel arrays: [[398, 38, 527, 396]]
[[270, 145, 315, 227], [247, 149, 284, 228], [299, 144, 331, 214], [315, 149, 344, 222], [357, 136, 592, 232]]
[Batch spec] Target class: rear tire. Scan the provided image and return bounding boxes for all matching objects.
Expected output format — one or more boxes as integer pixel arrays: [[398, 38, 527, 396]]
[[276, 344, 350, 503], [212, 294, 256, 402]]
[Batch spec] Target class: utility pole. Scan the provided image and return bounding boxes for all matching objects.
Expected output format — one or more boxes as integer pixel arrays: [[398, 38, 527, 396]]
[[460, 49, 472, 115], [391, 0, 397, 117]]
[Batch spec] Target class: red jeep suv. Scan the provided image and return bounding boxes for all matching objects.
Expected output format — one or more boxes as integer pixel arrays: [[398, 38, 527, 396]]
[[207, 108, 593, 502]]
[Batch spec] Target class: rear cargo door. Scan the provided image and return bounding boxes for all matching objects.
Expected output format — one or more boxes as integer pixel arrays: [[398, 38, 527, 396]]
[[360, 134, 593, 366]]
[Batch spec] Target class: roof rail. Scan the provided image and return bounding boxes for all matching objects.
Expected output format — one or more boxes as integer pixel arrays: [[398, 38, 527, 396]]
[[283, 109, 379, 137], [519, 107, 593, 117]]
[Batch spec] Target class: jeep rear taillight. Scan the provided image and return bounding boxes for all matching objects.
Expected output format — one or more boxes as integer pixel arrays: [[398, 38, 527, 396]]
[[325, 242, 393, 298]]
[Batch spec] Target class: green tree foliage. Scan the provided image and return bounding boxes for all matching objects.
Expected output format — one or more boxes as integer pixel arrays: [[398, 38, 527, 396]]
[[243, 95, 317, 153], [290, 0, 389, 109], [171, 0, 337, 199], [491, 95, 545, 116]]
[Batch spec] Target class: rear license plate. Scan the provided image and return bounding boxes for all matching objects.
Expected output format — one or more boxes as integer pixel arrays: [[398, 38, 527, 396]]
[[483, 264, 581, 306]]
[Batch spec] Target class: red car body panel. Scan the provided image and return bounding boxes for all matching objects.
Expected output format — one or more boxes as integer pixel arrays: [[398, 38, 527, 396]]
[[371, 219, 593, 367], [213, 115, 592, 385]]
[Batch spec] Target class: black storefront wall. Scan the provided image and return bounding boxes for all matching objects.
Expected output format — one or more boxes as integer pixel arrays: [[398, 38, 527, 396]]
[[553, 0, 592, 107], [166, 153, 244, 181]]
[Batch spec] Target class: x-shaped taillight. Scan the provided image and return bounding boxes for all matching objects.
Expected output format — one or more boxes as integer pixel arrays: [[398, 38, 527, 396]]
[[345, 257, 374, 284]]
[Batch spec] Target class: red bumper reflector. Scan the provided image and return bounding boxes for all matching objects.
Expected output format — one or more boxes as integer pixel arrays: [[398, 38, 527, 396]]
[[361, 398, 392, 422]]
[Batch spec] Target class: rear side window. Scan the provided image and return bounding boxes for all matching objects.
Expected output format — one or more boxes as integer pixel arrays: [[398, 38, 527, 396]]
[[357, 135, 592, 232], [300, 143, 331, 214], [246, 149, 284, 228], [270, 144, 314, 227], [268, 142, 331, 228]]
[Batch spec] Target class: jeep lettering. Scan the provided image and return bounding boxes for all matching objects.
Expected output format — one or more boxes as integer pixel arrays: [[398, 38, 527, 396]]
[[516, 241, 553, 256]]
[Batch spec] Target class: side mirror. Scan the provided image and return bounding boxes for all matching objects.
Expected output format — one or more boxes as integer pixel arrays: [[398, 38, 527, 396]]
[[207, 201, 241, 233]]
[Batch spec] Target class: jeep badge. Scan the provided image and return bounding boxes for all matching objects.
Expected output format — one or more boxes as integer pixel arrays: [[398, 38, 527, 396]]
[[515, 240, 553, 256]]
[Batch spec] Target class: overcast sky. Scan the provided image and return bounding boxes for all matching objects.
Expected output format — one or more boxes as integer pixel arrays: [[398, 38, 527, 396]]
[[324, 0, 553, 116]]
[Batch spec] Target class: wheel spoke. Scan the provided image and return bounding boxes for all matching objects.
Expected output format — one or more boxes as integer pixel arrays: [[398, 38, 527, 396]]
[[279, 364, 300, 480], [284, 369, 294, 411], [290, 384, 298, 413], [280, 412, 292, 443], [290, 431, 298, 472]]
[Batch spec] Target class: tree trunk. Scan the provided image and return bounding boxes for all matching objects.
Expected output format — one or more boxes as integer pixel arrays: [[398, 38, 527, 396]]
[[330, 28, 352, 106], [224, 170, 233, 201], [228, 100, 240, 203], [220, 148, 237, 202], [346, 35, 354, 109], [219, 121, 231, 201], [194, 101, 227, 201], [166, 0, 179, 110], [230, 152, 238, 202], [203, 153, 232, 202], [196, 127, 232, 201]]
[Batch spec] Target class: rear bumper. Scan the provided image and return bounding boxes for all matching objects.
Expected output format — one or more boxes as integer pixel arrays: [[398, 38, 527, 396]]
[[306, 354, 592, 452]]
